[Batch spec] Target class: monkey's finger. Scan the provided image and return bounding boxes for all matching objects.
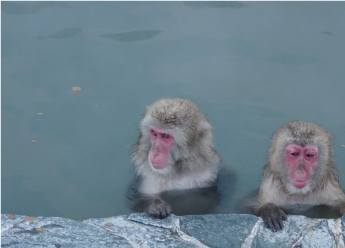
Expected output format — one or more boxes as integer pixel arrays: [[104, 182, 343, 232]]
[[150, 212, 160, 218], [267, 218, 278, 232], [160, 204, 172, 216], [262, 216, 270, 228], [164, 206, 173, 217], [166, 206, 172, 215], [155, 205, 171, 219], [159, 209, 168, 219], [148, 208, 161, 218], [273, 217, 284, 230], [278, 216, 285, 229], [281, 211, 287, 221]]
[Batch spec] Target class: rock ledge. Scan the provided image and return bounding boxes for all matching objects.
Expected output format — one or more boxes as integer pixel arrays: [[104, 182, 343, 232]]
[[1, 213, 344, 247]]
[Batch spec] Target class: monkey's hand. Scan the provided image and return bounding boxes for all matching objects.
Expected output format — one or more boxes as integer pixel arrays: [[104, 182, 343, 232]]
[[259, 203, 287, 232], [144, 198, 172, 219]]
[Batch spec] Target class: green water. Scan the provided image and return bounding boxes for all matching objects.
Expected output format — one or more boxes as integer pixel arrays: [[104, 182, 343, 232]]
[[2, 1, 345, 220]]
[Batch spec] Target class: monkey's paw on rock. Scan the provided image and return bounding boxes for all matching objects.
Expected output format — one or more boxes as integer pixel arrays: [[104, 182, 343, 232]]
[[144, 198, 173, 219], [2, 213, 344, 247], [259, 203, 288, 232]]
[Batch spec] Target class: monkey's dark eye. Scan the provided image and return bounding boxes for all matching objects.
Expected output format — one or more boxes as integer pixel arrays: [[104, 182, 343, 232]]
[[152, 131, 157, 136], [291, 152, 299, 156], [306, 154, 314, 158], [162, 134, 170, 139]]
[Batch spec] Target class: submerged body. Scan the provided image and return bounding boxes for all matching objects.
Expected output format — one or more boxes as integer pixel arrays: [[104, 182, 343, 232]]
[[128, 167, 236, 216], [252, 121, 345, 231]]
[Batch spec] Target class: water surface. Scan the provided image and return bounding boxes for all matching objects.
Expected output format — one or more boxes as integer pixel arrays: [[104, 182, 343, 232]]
[[2, 1, 345, 220]]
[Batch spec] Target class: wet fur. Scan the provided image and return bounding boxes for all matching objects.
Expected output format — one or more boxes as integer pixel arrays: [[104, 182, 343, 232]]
[[253, 121, 345, 215], [130, 98, 221, 195]]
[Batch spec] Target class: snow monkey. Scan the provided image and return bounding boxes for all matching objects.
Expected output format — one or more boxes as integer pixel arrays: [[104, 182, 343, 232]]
[[130, 98, 222, 218], [252, 121, 345, 231]]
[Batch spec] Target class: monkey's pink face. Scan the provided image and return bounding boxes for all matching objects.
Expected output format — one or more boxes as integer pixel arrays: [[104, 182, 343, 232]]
[[285, 144, 318, 189], [148, 127, 175, 170]]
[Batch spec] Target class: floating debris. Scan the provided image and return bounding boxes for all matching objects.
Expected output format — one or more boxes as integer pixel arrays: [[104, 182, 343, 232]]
[[73, 87, 81, 92], [36, 228, 46, 231], [26, 216, 36, 221], [7, 214, 15, 219], [105, 222, 113, 227], [341, 145, 345, 147], [126, 146, 130, 148], [37, 113, 43, 115], [31, 140, 36, 144]]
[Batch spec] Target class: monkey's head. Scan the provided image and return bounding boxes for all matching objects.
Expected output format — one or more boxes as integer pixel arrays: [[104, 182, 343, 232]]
[[268, 121, 335, 195], [134, 98, 216, 177]]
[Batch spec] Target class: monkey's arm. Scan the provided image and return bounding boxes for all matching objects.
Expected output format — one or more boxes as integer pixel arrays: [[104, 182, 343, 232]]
[[331, 186, 345, 216], [334, 200, 345, 216], [337, 205, 345, 216], [314, 183, 345, 216], [254, 176, 288, 231], [127, 177, 173, 219]]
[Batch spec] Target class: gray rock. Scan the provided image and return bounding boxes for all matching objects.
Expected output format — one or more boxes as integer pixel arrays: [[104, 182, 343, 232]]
[[1, 214, 130, 247], [85, 214, 192, 247], [250, 215, 318, 247], [179, 214, 259, 247], [2, 213, 345, 248]]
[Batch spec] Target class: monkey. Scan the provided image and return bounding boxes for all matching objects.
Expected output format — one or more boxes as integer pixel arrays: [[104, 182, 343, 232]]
[[129, 98, 226, 218], [252, 121, 345, 231]]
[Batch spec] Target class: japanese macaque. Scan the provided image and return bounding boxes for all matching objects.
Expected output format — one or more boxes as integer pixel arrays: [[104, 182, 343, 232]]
[[252, 121, 345, 231], [129, 98, 222, 218]]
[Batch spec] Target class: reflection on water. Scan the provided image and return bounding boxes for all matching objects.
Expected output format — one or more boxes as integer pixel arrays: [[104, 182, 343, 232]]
[[263, 54, 318, 65], [2, 1, 69, 15], [2, 1, 345, 220], [183, 1, 246, 9], [100, 30, 162, 42], [228, 40, 257, 58], [37, 28, 83, 40], [282, 205, 340, 219]]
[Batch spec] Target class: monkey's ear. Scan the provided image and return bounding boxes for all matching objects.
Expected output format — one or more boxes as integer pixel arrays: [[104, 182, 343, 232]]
[[198, 121, 212, 139]]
